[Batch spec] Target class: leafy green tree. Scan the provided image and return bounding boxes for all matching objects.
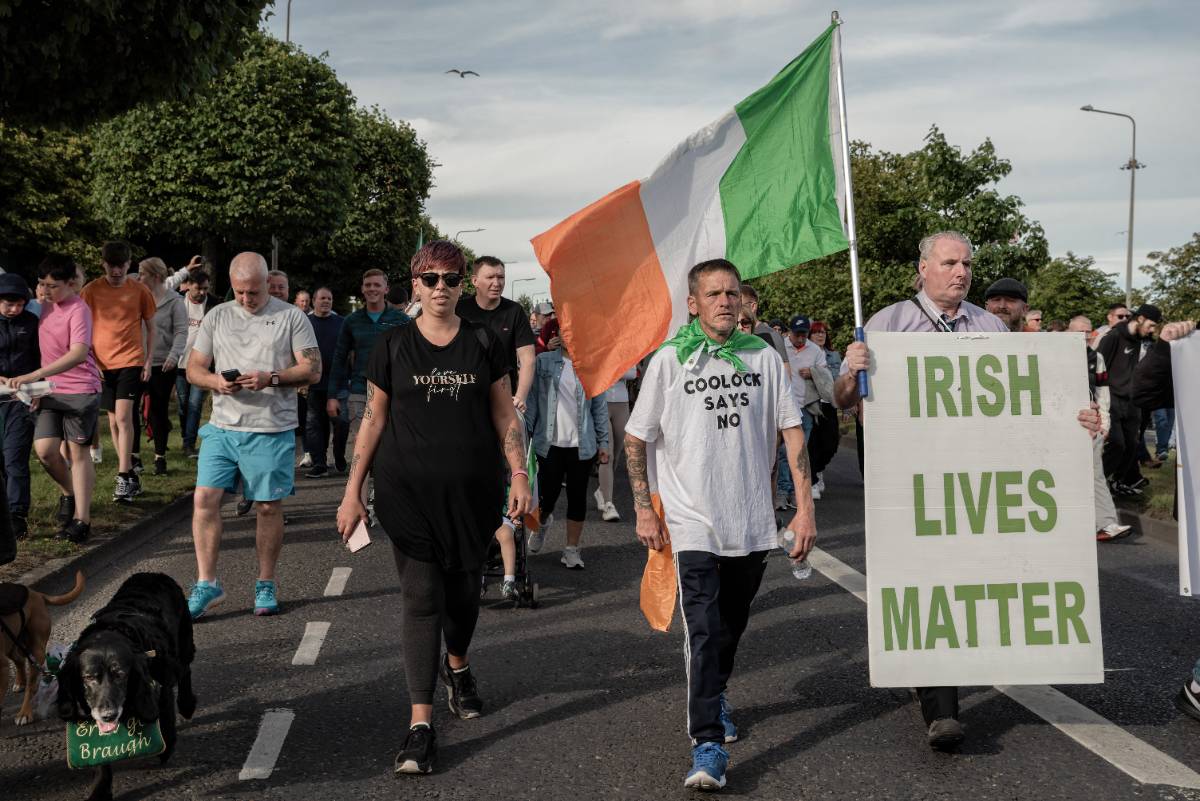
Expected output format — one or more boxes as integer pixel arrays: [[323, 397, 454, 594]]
[[89, 33, 356, 290], [1026, 252, 1123, 326], [752, 127, 1048, 350], [0, 123, 100, 274], [0, 0, 269, 128], [1142, 233, 1200, 321]]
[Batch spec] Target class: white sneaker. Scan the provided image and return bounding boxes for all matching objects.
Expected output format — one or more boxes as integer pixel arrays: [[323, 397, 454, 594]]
[[298, 452, 313, 467], [601, 502, 620, 522], [561, 546, 585, 569], [593, 488, 606, 511], [90, 446, 102, 464], [528, 514, 552, 553], [815, 473, 826, 495], [811, 483, 822, 501]]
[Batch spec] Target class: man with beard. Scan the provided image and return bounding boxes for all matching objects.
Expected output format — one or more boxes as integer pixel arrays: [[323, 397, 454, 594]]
[[982, 277, 1029, 332]]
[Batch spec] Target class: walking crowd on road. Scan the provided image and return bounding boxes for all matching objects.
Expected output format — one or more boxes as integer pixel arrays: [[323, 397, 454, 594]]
[[1, 232, 1196, 795]]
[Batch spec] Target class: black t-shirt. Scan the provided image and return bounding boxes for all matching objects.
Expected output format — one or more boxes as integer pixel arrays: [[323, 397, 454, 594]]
[[454, 296, 535, 393], [366, 320, 508, 571]]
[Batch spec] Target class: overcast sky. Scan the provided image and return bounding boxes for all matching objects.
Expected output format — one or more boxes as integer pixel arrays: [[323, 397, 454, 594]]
[[266, 0, 1199, 305]]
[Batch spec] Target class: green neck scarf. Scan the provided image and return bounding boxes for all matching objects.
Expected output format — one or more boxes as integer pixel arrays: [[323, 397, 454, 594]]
[[660, 318, 767, 373]]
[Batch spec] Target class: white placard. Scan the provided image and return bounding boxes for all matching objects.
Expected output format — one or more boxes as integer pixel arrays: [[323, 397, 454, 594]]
[[1173, 336, 1200, 596], [864, 332, 1102, 686]]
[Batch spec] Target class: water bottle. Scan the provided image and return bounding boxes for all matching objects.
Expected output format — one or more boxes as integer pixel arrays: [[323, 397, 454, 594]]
[[777, 528, 812, 580]]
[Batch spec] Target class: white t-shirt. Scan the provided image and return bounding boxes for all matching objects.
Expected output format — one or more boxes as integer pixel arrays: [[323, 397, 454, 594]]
[[179, 297, 207, 369], [626, 345, 801, 556], [553, 358, 581, 448], [603, 366, 639, 404], [192, 297, 318, 433], [784, 338, 825, 407]]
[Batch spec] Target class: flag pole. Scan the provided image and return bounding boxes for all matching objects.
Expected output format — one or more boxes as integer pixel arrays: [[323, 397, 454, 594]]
[[831, 10, 869, 398]]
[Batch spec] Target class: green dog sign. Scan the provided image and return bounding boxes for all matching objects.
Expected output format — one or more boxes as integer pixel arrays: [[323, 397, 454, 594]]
[[66, 717, 165, 769]]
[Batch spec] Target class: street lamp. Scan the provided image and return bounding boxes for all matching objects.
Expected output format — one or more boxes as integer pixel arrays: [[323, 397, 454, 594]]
[[508, 277, 535, 298], [1080, 104, 1144, 308], [286, 0, 293, 43], [454, 227, 485, 239]]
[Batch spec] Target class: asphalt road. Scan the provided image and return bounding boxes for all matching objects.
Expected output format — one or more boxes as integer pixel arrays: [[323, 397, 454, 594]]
[[3, 448, 1200, 800]]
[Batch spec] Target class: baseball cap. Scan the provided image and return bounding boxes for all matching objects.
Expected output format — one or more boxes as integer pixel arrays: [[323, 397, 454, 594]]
[[1133, 303, 1162, 323], [534, 301, 555, 316], [0, 273, 31, 300], [789, 314, 811, 333], [983, 277, 1028, 303]]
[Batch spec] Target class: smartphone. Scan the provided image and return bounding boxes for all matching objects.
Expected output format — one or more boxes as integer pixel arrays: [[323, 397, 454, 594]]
[[346, 519, 371, 553], [220, 369, 241, 382]]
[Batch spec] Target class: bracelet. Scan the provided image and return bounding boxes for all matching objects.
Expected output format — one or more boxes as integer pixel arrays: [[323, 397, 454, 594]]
[[511, 470, 528, 480]]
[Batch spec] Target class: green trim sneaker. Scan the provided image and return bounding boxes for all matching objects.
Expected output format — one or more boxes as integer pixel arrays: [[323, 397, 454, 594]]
[[254, 580, 280, 616]]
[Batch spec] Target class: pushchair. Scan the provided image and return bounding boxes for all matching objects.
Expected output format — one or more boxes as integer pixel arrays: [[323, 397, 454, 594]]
[[480, 516, 539, 608]]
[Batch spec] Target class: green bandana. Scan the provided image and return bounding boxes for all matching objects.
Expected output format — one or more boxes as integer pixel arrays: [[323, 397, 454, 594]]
[[660, 318, 768, 373]]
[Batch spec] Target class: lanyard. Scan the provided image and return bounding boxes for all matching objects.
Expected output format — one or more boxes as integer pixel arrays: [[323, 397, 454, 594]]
[[910, 296, 958, 333]]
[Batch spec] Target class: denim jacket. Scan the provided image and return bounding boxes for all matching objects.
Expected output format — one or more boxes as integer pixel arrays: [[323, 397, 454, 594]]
[[525, 350, 610, 460]]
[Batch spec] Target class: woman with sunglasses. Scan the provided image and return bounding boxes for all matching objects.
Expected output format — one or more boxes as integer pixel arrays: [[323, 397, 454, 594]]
[[336, 240, 532, 776]]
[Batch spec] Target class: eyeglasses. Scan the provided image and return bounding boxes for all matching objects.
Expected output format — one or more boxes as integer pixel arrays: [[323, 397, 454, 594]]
[[417, 271, 464, 288]]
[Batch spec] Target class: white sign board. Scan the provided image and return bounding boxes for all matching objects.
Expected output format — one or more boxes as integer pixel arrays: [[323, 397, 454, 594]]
[[1173, 336, 1200, 596], [864, 332, 1102, 686]]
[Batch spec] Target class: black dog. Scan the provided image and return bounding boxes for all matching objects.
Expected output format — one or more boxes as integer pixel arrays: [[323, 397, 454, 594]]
[[57, 573, 197, 801]]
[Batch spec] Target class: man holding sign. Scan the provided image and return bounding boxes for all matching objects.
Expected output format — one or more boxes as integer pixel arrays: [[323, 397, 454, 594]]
[[835, 232, 1101, 752]]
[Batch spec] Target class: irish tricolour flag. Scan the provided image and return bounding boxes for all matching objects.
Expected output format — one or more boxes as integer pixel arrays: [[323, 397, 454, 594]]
[[532, 23, 851, 396]]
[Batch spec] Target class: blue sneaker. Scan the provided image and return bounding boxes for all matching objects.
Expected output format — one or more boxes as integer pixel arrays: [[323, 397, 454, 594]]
[[188, 580, 225, 620], [684, 742, 728, 791], [254, 580, 280, 616], [719, 693, 738, 743]]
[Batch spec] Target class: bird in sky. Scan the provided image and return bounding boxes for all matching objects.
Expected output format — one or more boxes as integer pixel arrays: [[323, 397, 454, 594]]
[[445, 69, 480, 78]]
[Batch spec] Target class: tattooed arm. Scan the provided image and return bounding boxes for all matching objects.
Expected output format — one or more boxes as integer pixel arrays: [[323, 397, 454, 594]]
[[625, 432, 668, 550], [336, 380, 388, 540], [780, 425, 816, 559], [278, 346, 322, 387], [490, 376, 532, 518]]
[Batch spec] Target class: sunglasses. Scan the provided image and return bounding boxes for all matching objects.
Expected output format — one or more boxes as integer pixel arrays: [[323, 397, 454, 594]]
[[416, 271, 464, 288], [1114, 313, 1130, 320]]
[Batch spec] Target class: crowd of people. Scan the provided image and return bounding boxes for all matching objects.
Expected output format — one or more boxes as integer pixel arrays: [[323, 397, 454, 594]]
[[0, 232, 1192, 792]]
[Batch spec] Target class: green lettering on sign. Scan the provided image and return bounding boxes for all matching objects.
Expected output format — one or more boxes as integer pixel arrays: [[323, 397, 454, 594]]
[[1055, 582, 1090, 644], [1022, 581, 1053, 645], [924, 356, 957, 417], [907, 357, 921, 418], [954, 584, 986, 648], [975, 355, 1006, 416], [1008, 354, 1042, 415], [913, 475, 940, 536], [881, 587, 922, 651], [1028, 470, 1058, 532], [924, 586, 960, 650], [987, 583, 1019, 646], [958, 472, 992, 534], [994, 471, 1025, 533]]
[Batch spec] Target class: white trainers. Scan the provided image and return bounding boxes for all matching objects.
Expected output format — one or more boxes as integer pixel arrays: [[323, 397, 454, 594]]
[[528, 514, 552, 553], [601, 502, 620, 522], [90, 446, 102, 464], [298, 452, 313, 467], [815, 473, 826, 495], [593, 488, 606, 511], [811, 483, 822, 501], [561, 545, 585, 569]]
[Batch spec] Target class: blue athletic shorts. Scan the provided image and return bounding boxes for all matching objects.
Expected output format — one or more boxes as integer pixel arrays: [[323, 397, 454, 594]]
[[196, 423, 295, 501]]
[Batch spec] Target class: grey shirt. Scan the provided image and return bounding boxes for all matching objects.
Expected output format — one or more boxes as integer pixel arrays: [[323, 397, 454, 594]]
[[192, 297, 318, 433], [151, 291, 188, 367]]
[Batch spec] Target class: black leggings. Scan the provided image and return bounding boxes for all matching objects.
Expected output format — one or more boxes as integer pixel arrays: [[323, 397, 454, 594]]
[[392, 545, 482, 706], [537, 446, 596, 522], [146, 366, 177, 456]]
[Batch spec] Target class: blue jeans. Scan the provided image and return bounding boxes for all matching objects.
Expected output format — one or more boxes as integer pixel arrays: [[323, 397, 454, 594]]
[[175, 372, 207, 449], [776, 408, 815, 495], [1153, 408, 1175, 458]]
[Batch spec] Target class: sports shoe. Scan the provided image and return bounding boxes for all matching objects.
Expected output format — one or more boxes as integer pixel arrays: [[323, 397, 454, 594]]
[[334, 456, 347, 473], [1174, 681, 1200, 723], [594, 488, 606, 511], [1130, 476, 1149, 490], [254, 580, 280, 616], [306, 465, 329, 479], [719, 693, 738, 743], [394, 724, 437, 774], [684, 742, 728, 790], [113, 475, 134, 504], [11, 515, 28, 541], [601, 502, 620, 522], [815, 473, 826, 495], [55, 494, 75, 526], [297, 452, 313, 468], [58, 519, 90, 544], [811, 482, 822, 501], [1096, 523, 1133, 542], [440, 653, 483, 719], [236, 497, 254, 516], [90, 445, 102, 464], [153, 457, 167, 476], [501, 579, 519, 602], [131, 454, 143, 474], [129, 473, 143, 497], [188, 580, 226, 620], [183, 444, 197, 459], [927, 717, 964, 751], [1110, 481, 1143, 497], [561, 545, 585, 569], [528, 514, 552, 553]]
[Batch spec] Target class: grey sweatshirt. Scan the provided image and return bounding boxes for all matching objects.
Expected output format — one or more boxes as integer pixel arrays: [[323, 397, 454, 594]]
[[152, 291, 188, 367]]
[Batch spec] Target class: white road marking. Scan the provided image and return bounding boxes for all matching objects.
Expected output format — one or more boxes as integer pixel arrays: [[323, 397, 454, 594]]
[[291, 622, 331, 666], [239, 709, 295, 781], [324, 567, 352, 596], [810, 549, 1200, 789]]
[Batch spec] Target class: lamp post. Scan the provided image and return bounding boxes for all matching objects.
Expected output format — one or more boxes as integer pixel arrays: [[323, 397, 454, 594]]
[[285, 0, 293, 43], [1080, 104, 1143, 308], [508, 277, 535, 298], [454, 227, 484, 240]]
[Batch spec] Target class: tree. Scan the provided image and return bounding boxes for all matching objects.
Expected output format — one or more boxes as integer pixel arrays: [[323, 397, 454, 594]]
[[0, 123, 100, 275], [0, 0, 269, 128], [1142, 233, 1200, 322], [90, 33, 356, 289], [1026, 252, 1123, 326], [751, 127, 1049, 350]]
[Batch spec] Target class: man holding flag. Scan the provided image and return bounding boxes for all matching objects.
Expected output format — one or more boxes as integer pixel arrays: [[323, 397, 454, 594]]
[[625, 259, 816, 791]]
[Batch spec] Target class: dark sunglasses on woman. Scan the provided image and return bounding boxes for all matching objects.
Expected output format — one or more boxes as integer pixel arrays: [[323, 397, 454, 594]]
[[417, 271, 464, 288]]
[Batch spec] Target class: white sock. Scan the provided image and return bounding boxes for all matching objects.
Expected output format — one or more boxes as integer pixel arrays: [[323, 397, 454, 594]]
[[504, 574, 515, 582], [1190, 679, 1200, 694]]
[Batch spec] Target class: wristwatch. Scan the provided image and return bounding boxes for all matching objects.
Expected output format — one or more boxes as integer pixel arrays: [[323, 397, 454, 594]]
[[269, 372, 280, 388]]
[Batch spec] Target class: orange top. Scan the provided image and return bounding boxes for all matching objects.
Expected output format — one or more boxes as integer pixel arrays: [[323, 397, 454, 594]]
[[79, 278, 156, 370]]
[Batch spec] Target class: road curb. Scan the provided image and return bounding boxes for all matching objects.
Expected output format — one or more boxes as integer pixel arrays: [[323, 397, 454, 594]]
[[19, 491, 194, 593], [837, 430, 1176, 547]]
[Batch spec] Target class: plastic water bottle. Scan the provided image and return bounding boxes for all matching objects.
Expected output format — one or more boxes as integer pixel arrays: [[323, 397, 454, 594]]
[[777, 528, 812, 580]]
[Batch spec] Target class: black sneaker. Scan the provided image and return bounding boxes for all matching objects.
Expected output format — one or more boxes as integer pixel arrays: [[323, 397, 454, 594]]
[[306, 465, 329, 479], [334, 457, 347, 473], [11, 515, 28, 541], [56, 494, 75, 526], [154, 457, 167, 476], [58, 519, 91, 544], [113, 475, 134, 504], [439, 653, 483, 719], [236, 497, 253, 516], [394, 724, 436, 774], [1176, 681, 1200, 723], [129, 473, 143, 496], [131, 454, 144, 474], [927, 717, 964, 751], [1130, 476, 1149, 490]]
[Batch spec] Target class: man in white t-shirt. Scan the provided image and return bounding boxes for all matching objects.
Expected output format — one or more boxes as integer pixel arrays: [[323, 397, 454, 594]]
[[184, 253, 320, 621], [625, 258, 817, 792]]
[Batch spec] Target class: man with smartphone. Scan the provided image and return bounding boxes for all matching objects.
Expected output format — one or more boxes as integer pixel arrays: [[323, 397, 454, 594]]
[[184, 253, 320, 620]]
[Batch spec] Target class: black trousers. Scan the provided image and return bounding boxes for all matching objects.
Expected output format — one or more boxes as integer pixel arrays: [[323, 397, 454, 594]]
[[676, 549, 769, 744], [0, 401, 33, 517], [915, 686, 958, 725], [1103, 396, 1142, 485], [145, 366, 177, 456], [807, 402, 840, 475], [537, 445, 596, 522], [392, 544, 482, 706], [305, 388, 349, 469]]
